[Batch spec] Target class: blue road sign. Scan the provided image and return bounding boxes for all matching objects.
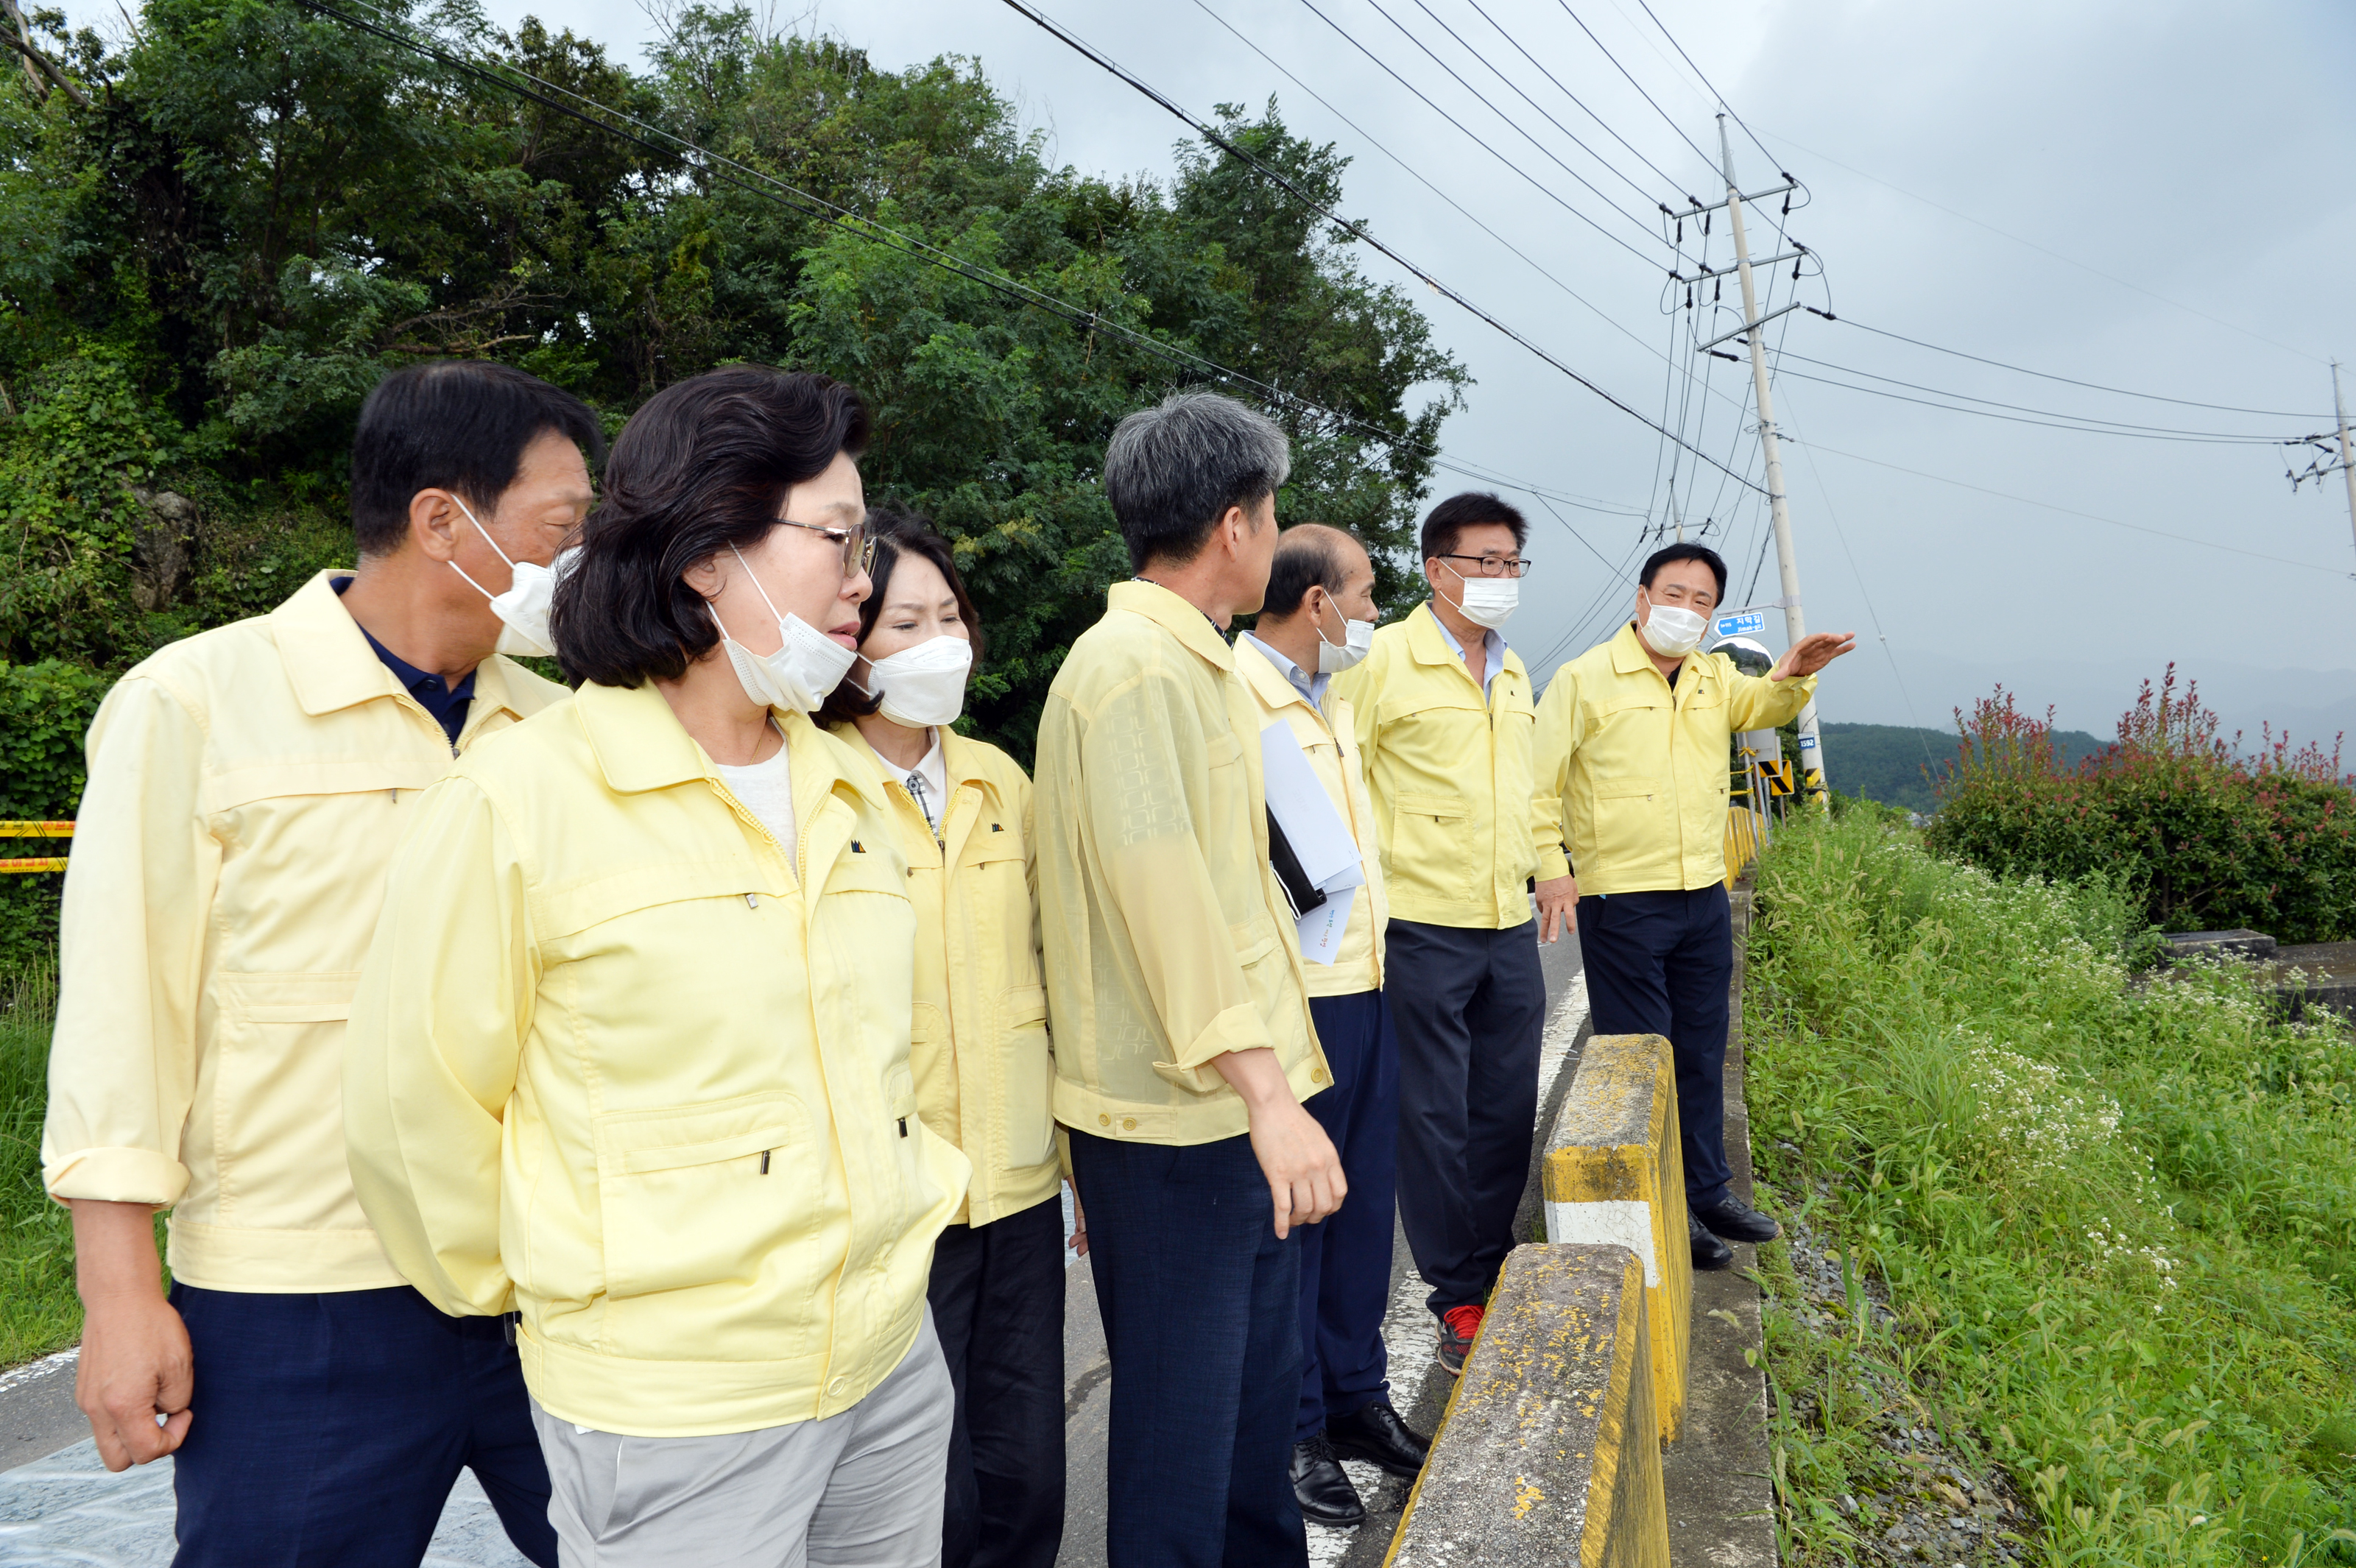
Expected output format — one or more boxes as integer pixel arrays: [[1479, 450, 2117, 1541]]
[[1714, 610, 1766, 638]]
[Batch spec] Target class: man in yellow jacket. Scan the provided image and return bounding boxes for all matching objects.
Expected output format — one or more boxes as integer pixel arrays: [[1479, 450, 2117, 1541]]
[[40, 361, 598, 1567], [1236, 526, 1431, 1530], [1039, 392, 1343, 1567], [1531, 543, 1852, 1271], [1330, 491, 1547, 1377]]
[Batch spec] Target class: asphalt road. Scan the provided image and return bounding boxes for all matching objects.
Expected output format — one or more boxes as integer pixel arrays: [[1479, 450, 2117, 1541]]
[[1054, 928, 1587, 1568]]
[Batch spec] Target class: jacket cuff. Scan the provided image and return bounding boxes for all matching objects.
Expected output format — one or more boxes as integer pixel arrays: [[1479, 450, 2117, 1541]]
[[1160, 1003, 1278, 1091], [1535, 844, 1572, 883], [44, 1147, 191, 1207]]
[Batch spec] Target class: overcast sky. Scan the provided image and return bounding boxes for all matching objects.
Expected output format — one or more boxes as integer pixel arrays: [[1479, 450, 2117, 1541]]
[[70, 0, 2356, 749]]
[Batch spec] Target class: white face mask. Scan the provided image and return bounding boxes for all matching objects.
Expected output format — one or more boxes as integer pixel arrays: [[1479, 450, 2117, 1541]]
[[1315, 603, 1377, 674], [858, 634, 973, 728], [1445, 565, 1519, 630], [446, 496, 569, 657], [710, 545, 858, 714], [1638, 596, 1710, 657]]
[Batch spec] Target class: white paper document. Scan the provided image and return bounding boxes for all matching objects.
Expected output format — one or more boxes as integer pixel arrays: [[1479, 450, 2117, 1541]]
[[1260, 722, 1366, 963], [1294, 884, 1358, 966]]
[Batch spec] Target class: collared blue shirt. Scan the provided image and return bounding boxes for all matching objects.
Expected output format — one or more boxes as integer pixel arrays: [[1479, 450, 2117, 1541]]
[[334, 578, 476, 746], [1238, 632, 1330, 712], [1431, 612, 1507, 694]]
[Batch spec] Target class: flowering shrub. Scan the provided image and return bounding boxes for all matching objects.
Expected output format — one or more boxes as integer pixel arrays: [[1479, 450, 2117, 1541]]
[[1925, 670, 2356, 942]]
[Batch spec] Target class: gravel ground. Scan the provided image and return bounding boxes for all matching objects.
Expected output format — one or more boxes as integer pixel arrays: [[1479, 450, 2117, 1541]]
[[1763, 1166, 2041, 1568]]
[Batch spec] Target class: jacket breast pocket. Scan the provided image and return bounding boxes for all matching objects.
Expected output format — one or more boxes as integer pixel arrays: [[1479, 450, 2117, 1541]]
[[593, 1092, 817, 1355], [1389, 791, 1475, 896]]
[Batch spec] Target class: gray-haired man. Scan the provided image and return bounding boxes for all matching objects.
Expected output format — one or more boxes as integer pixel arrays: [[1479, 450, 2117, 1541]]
[[1039, 392, 1343, 1566]]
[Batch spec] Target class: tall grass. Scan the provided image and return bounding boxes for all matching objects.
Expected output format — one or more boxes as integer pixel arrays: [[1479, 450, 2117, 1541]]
[[1748, 814, 2356, 1567], [0, 957, 80, 1365]]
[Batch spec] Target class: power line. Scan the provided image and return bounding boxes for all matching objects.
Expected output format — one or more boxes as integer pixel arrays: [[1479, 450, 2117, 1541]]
[[1833, 318, 2330, 420], [1549, 1, 1718, 174], [1768, 361, 2300, 444], [1788, 437, 2355, 576], [300, 0, 1628, 519], [995, 0, 1769, 495], [1627, 0, 1779, 172], [1280, 0, 1664, 269], [1355, 0, 1666, 250], [1749, 129, 2324, 367], [1182, 0, 1668, 372], [1413, 0, 1683, 205]]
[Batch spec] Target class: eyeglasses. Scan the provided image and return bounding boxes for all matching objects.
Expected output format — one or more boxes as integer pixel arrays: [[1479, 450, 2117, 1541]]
[[778, 518, 876, 579], [1438, 553, 1533, 579]]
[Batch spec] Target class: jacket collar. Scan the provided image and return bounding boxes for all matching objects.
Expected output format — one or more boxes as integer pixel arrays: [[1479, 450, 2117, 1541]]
[[1235, 635, 1323, 724], [827, 724, 1009, 813], [1609, 620, 1693, 686], [1406, 601, 1527, 688], [1107, 579, 1235, 672], [271, 569, 531, 724], [577, 679, 850, 802]]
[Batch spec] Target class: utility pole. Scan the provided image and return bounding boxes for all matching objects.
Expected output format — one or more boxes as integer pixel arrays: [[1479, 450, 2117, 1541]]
[[1715, 115, 1829, 805], [2335, 362, 2356, 563]]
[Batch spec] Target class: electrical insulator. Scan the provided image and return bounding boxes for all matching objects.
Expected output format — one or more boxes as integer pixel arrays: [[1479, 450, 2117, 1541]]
[[1713, 278, 1721, 303]]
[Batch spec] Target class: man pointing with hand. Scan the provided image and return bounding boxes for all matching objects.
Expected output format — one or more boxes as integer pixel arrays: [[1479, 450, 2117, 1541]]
[[1531, 543, 1852, 1272]]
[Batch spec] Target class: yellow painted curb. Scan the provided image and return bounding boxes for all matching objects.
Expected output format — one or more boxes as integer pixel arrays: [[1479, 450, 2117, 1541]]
[[1383, 1243, 1668, 1568], [1540, 1032, 1692, 1444]]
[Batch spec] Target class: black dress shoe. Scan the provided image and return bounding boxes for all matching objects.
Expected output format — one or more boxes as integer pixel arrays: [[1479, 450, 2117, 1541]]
[[1325, 1399, 1431, 1477], [1291, 1435, 1366, 1527], [1693, 1196, 1782, 1243], [1690, 1211, 1734, 1271]]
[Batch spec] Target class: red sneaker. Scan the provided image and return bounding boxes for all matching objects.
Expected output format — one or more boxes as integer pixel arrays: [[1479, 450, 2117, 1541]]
[[1437, 1304, 1484, 1377]]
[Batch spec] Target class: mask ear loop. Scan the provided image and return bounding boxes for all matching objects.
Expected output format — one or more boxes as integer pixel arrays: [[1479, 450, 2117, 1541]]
[[445, 494, 520, 601]]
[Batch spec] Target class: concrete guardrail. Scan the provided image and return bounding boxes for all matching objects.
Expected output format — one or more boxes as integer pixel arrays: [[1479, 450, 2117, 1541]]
[[1539, 1031, 1692, 1444], [1383, 1241, 1668, 1568]]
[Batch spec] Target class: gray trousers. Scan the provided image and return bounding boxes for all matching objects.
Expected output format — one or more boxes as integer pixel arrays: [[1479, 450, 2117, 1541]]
[[530, 1312, 954, 1567]]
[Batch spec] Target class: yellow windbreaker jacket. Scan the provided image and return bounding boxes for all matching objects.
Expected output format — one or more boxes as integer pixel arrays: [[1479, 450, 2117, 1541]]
[[344, 681, 969, 1438], [1531, 621, 1817, 894], [835, 728, 1058, 1229], [40, 571, 566, 1293], [1330, 602, 1542, 930], [1233, 639, 1387, 997], [1036, 581, 1326, 1147]]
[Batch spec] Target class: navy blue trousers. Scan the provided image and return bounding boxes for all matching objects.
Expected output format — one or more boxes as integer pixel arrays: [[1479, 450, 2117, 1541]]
[[1579, 884, 1736, 1209], [1070, 1129, 1307, 1568], [1297, 989, 1397, 1442], [928, 1193, 1066, 1568], [169, 1283, 557, 1568], [1385, 919, 1545, 1314]]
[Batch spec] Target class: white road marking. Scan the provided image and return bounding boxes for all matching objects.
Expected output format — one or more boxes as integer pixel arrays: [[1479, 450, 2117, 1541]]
[[0, 1346, 77, 1396]]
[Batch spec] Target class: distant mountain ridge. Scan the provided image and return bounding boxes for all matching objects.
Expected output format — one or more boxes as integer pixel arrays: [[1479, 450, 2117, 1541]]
[[1821, 721, 2109, 815]]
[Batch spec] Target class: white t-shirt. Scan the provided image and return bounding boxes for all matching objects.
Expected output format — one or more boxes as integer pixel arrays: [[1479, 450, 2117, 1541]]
[[715, 740, 795, 858]]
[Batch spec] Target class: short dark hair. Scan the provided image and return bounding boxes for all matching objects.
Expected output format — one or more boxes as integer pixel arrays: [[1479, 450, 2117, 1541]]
[[551, 366, 870, 689], [1420, 492, 1528, 564], [1261, 524, 1365, 621], [350, 360, 604, 557], [1103, 392, 1291, 571], [1640, 542, 1728, 600], [817, 507, 987, 729]]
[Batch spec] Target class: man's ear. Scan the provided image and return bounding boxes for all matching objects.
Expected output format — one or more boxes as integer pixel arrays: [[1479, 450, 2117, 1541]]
[[408, 490, 466, 565]]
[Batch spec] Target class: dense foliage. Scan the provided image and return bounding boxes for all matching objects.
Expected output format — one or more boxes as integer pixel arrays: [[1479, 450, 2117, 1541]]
[[1748, 813, 2356, 1567], [1927, 673, 2356, 944], [0, 0, 1466, 960]]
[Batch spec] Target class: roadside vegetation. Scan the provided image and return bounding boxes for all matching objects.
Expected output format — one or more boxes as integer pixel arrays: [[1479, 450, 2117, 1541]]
[[1929, 672, 2356, 943], [1745, 812, 2356, 1568], [0, 958, 79, 1366]]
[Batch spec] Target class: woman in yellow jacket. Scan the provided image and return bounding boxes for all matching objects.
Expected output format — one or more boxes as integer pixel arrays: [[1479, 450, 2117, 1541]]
[[345, 367, 969, 1568], [818, 508, 1065, 1568]]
